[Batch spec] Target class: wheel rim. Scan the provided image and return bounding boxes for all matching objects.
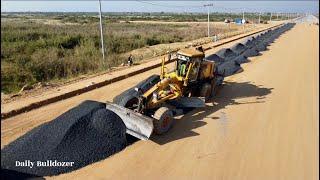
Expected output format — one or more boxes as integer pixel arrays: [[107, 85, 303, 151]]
[[162, 116, 171, 129]]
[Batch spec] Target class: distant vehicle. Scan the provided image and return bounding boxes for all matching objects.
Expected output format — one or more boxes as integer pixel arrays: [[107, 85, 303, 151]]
[[235, 18, 244, 24], [224, 19, 231, 23]]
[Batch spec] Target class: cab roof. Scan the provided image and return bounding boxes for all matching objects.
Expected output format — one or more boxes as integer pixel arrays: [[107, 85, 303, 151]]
[[177, 48, 204, 57]]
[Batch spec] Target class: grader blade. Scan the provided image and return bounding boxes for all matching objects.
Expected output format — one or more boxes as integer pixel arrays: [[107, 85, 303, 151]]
[[105, 102, 154, 140]]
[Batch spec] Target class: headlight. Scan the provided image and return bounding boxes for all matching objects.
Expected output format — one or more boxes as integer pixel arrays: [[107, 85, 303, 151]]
[[153, 92, 158, 100]]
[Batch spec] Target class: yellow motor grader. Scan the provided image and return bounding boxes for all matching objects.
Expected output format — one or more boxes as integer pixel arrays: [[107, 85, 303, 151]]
[[107, 47, 223, 140]]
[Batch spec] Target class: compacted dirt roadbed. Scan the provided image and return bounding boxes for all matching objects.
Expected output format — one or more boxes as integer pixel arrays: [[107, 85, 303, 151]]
[[1, 22, 318, 179]]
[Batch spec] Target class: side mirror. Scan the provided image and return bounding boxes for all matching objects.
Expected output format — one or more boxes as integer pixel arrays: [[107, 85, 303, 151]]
[[134, 87, 141, 92]]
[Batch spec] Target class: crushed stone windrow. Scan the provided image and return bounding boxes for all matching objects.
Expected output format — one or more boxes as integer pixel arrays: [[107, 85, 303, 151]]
[[1, 100, 127, 176]]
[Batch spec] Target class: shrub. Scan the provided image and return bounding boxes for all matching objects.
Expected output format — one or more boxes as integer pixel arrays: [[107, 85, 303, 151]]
[[146, 37, 160, 46]]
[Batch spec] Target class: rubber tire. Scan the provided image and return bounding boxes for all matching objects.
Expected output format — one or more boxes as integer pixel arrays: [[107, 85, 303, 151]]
[[113, 74, 160, 108], [135, 75, 160, 92], [114, 94, 138, 109], [200, 83, 212, 102], [153, 107, 174, 135]]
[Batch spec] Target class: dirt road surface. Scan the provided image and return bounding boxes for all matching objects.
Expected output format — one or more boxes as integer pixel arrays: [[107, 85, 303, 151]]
[[1, 22, 318, 180]]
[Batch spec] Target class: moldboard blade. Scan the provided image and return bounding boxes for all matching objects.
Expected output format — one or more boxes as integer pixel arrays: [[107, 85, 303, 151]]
[[105, 102, 154, 140]]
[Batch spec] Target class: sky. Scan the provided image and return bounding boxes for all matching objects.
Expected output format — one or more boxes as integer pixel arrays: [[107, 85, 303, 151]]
[[1, 1, 319, 13]]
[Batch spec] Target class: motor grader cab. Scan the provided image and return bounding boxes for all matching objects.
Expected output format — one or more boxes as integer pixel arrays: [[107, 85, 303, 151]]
[[175, 48, 203, 83], [162, 47, 215, 86], [109, 47, 219, 140]]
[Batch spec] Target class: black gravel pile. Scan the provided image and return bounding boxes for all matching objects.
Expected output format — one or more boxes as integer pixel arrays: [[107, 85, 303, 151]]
[[258, 44, 267, 51], [1, 100, 127, 177], [251, 35, 268, 51], [233, 54, 248, 64], [205, 23, 295, 78], [1, 169, 44, 180], [205, 52, 241, 77], [252, 38, 269, 49], [216, 60, 242, 77], [242, 47, 260, 57], [215, 48, 237, 60], [215, 48, 249, 67], [231, 43, 248, 55], [255, 23, 295, 46], [205, 54, 225, 63], [243, 38, 255, 48]]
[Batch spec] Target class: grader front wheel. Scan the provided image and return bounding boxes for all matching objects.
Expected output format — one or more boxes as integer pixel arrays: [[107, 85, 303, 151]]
[[153, 107, 174, 135]]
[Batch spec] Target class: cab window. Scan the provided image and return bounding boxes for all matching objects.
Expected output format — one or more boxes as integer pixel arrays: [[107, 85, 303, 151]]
[[188, 60, 200, 81], [177, 59, 188, 77]]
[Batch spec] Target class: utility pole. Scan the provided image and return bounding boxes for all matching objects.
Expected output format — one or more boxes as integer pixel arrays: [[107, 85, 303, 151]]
[[228, 10, 231, 31], [270, 12, 272, 22], [98, 0, 105, 60], [207, 7, 210, 37], [242, 10, 245, 31], [242, 10, 245, 22], [289, 13, 291, 21], [242, 11, 244, 20], [204, 3, 213, 37], [258, 12, 261, 24]]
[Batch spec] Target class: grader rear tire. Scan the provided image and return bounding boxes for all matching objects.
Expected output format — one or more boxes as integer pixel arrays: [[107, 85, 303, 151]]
[[153, 107, 174, 135]]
